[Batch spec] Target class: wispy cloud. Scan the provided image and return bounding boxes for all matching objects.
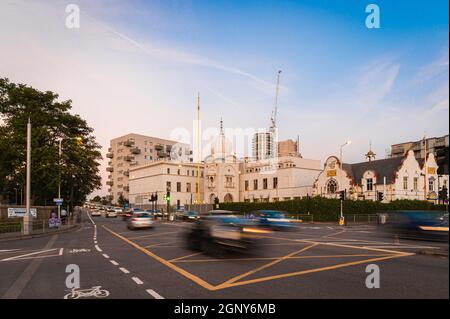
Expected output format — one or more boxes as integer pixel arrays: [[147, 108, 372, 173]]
[[414, 49, 449, 84]]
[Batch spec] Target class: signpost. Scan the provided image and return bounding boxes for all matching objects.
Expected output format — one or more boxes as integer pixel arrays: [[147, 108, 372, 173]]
[[8, 208, 37, 218], [54, 198, 64, 206]]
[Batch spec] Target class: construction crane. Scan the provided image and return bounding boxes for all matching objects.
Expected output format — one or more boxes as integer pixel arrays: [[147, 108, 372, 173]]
[[270, 70, 282, 133]]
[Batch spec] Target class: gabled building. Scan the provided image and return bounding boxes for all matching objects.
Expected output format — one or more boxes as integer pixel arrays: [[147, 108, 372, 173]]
[[313, 150, 448, 202]]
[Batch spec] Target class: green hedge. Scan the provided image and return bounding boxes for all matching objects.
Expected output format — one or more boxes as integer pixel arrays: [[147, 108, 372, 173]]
[[219, 198, 447, 222]]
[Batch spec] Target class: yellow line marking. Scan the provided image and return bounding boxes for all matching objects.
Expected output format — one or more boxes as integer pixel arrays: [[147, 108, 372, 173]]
[[144, 240, 181, 248], [103, 226, 217, 291], [219, 243, 318, 287], [127, 231, 178, 240], [169, 252, 203, 262], [221, 253, 413, 289], [173, 253, 396, 263]]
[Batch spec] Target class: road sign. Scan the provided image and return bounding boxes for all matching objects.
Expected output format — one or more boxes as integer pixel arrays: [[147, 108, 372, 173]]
[[54, 198, 64, 203], [8, 208, 37, 218]]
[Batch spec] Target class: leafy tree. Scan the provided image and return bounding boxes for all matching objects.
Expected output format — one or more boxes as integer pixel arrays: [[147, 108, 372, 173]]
[[91, 195, 102, 203], [0, 78, 102, 208], [117, 194, 129, 207]]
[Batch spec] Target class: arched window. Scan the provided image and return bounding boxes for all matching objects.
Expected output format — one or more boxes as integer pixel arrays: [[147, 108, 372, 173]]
[[326, 179, 338, 194]]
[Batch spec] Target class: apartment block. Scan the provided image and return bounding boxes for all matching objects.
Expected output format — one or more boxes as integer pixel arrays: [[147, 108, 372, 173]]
[[107, 133, 192, 204]]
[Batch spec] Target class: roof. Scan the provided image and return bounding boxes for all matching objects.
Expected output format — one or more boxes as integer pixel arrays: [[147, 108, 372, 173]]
[[342, 157, 404, 185]]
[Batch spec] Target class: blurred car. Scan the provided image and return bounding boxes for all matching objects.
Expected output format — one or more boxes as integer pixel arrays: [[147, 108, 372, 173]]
[[380, 210, 449, 241], [185, 214, 270, 256], [122, 209, 133, 221], [105, 208, 118, 218], [127, 212, 154, 230], [182, 211, 200, 221], [91, 209, 101, 217], [207, 210, 236, 215], [253, 210, 294, 231], [114, 207, 123, 214]]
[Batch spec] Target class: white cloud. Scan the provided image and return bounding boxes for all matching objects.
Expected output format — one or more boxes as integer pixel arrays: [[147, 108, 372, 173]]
[[414, 49, 449, 84]]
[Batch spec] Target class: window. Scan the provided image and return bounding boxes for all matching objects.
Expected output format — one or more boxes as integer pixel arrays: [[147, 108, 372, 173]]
[[167, 168, 171, 174], [187, 170, 190, 176], [413, 177, 418, 190], [263, 178, 268, 190], [326, 179, 338, 194], [245, 180, 249, 191], [429, 177, 435, 192], [186, 183, 191, 193], [273, 177, 278, 189], [177, 169, 180, 175], [177, 182, 181, 192], [366, 178, 373, 191], [166, 181, 171, 191], [403, 177, 408, 190], [253, 179, 258, 190]]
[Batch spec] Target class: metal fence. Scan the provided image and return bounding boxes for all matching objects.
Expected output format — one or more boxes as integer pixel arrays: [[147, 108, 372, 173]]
[[0, 217, 80, 238], [344, 214, 379, 225]]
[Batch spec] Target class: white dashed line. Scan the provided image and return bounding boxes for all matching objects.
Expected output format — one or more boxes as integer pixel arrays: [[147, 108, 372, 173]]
[[119, 267, 130, 274], [59, 248, 64, 256], [132, 277, 144, 285], [95, 245, 103, 252], [110, 260, 119, 266], [146, 289, 164, 299], [102, 254, 110, 259]]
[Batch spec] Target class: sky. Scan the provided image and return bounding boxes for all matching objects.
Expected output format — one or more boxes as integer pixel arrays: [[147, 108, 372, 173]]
[[0, 0, 448, 197]]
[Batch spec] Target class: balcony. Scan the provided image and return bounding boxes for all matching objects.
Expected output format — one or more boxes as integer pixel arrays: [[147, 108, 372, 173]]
[[224, 182, 235, 189], [130, 147, 141, 154], [154, 144, 164, 151], [157, 151, 169, 158], [106, 180, 114, 186], [208, 183, 216, 190], [124, 139, 135, 147], [130, 161, 139, 166], [124, 155, 134, 162], [106, 152, 114, 158], [123, 170, 130, 177], [108, 147, 112, 152], [123, 186, 130, 192], [106, 166, 114, 172]]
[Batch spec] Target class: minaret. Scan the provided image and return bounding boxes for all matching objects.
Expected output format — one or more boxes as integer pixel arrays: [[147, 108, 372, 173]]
[[220, 118, 225, 161], [365, 140, 376, 162]]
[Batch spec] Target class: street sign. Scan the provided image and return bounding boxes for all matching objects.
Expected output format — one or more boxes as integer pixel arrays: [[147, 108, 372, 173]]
[[53, 198, 64, 204], [8, 208, 37, 218]]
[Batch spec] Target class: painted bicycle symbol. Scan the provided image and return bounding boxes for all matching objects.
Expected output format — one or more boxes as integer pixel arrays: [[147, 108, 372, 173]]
[[64, 286, 109, 299]]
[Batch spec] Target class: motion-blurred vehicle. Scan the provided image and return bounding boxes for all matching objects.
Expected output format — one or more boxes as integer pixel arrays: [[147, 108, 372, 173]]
[[91, 209, 102, 217], [127, 212, 154, 230], [105, 208, 118, 218], [207, 210, 236, 215], [253, 210, 294, 231], [114, 207, 123, 214], [185, 214, 270, 256], [121, 209, 133, 221], [380, 210, 449, 241], [182, 211, 200, 221]]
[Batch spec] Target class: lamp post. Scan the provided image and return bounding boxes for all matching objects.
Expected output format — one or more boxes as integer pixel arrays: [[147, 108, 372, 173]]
[[339, 140, 351, 222]]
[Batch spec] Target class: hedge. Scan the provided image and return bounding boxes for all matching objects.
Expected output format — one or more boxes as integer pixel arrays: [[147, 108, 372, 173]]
[[219, 198, 447, 222]]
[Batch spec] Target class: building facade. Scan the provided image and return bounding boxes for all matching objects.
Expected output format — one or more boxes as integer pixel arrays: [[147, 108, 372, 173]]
[[278, 139, 300, 157], [128, 161, 204, 208], [391, 135, 449, 175], [313, 150, 448, 202], [106, 133, 192, 204]]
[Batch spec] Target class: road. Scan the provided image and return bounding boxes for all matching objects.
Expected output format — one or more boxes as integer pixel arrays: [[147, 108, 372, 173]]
[[0, 210, 448, 299]]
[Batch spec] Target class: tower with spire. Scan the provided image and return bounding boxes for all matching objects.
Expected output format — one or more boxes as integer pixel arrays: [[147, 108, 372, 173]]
[[365, 141, 376, 162]]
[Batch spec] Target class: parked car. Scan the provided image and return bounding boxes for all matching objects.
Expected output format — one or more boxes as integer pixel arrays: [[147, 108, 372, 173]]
[[185, 214, 270, 256], [127, 212, 154, 230]]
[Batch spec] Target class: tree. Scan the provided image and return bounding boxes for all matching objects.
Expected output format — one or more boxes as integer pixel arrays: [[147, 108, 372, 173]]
[[117, 194, 129, 207], [0, 78, 102, 208], [91, 195, 102, 203]]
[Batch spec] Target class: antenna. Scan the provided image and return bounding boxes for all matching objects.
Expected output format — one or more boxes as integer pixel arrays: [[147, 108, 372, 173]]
[[270, 70, 282, 132]]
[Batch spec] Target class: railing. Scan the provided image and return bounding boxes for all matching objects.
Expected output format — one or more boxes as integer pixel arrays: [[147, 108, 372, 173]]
[[0, 217, 81, 238], [344, 214, 379, 225]]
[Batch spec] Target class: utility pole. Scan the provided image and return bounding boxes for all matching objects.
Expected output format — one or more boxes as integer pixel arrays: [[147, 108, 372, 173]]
[[197, 92, 201, 206], [58, 138, 62, 220], [24, 118, 31, 235]]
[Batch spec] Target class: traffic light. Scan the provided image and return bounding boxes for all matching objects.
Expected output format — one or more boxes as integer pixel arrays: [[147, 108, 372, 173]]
[[166, 191, 171, 203], [377, 192, 384, 202], [339, 190, 346, 201]]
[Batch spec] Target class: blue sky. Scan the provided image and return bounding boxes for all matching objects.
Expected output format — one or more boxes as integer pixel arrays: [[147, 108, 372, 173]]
[[0, 0, 448, 195]]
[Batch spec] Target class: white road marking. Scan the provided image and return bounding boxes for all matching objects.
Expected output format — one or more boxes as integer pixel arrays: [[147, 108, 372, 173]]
[[146, 289, 164, 299], [59, 248, 64, 256], [0, 249, 20, 253], [1, 248, 58, 261], [94, 241, 98, 244], [364, 245, 438, 249], [132, 277, 144, 285], [119, 267, 130, 274], [95, 245, 102, 252], [102, 254, 110, 259], [110, 260, 119, 266]]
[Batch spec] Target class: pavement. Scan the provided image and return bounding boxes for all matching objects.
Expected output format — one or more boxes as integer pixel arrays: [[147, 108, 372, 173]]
[[0, 209, 448, 299]]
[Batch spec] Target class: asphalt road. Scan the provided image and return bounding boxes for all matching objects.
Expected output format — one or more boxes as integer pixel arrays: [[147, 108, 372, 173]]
[[0, 210, 448, 299]]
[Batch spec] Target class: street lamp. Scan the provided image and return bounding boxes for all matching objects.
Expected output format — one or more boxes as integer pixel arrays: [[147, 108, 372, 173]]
[[339, 140, 351, 222]]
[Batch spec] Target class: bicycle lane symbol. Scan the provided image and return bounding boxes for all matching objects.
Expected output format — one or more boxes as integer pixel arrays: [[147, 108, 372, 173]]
[[64, 264, 110, 299]]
